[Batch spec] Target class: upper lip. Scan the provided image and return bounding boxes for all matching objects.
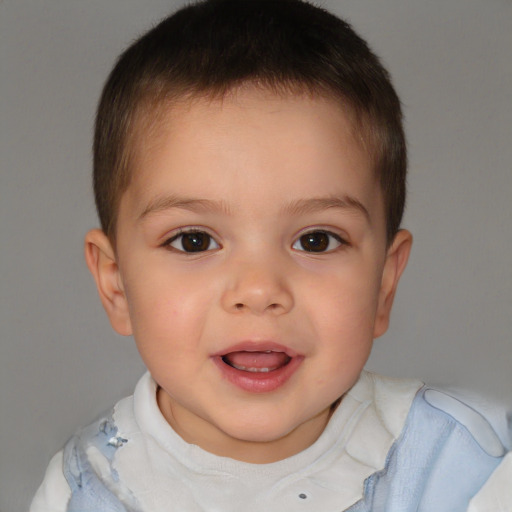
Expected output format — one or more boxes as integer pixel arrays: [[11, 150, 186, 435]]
[[211, 341, 301, 358]]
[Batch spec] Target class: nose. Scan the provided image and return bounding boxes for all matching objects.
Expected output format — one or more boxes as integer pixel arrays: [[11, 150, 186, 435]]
[[221, 258, 294, 315]]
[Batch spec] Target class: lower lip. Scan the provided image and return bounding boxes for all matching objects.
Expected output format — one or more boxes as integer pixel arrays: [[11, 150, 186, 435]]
[[212, 355, 304, 393]]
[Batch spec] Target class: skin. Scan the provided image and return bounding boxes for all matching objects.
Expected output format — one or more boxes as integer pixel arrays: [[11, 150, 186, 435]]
[[85, 87, 412, 464]]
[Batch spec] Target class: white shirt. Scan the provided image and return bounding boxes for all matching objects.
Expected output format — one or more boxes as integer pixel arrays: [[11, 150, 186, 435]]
[[30, 371, 512, 512]]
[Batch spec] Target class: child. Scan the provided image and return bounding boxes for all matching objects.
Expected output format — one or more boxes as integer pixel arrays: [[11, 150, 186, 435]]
[[30, 1, 511, 510]]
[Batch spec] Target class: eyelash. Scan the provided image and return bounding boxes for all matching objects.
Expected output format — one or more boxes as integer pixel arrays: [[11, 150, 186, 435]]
[[163, 229, 220, 253], [292, 229, 348, 253], [162, 228, 348, 254]]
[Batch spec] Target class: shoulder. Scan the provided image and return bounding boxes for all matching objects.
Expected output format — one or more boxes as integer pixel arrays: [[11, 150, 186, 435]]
[[419, 387, 507, 457], [30, 451, 71, 512], [395, 386, 507, 471], [418, 387, 512, 511], [389, 386, 508, 510], [354, 375, 511, 511], [29, 374, 147, 512], [350, 372, 508, 462]]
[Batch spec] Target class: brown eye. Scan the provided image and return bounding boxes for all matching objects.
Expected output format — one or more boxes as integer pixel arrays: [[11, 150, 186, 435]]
[[168, 231, 219, 253], [293, 230, 343, 253]]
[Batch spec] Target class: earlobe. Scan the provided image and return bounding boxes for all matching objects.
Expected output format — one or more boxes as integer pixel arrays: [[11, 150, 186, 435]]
[[84, 229, 133, 336], [373, 229, 412, 338]]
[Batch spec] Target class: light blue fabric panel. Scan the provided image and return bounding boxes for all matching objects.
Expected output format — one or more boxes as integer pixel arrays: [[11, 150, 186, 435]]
[[63, 416, 139, 512], [347, 388, 504, 512]]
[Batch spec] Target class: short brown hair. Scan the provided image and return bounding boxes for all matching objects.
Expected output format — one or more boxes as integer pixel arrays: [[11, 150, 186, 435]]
[[94, 0, 406, 244]]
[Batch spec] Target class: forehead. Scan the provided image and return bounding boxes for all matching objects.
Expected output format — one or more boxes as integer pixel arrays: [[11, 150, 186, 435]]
[[122, 88, 384, 230]]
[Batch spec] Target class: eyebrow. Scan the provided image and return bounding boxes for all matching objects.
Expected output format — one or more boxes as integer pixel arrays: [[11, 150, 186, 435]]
[[139, 195, 231, 219], [283, 196, 370, 222], [139, 194, 370, 222]]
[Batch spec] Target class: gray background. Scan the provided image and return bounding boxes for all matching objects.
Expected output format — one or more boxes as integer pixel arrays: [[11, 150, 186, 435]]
[[1, 1, 511, 510]]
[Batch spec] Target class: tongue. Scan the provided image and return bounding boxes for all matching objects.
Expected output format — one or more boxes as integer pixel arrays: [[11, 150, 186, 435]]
[[223, 351, 290, 371]]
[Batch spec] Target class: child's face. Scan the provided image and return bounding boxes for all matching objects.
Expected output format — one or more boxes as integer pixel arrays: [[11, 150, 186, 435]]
[[86, 87, 411, 462]]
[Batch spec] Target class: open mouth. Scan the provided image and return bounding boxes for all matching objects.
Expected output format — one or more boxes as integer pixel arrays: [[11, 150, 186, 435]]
[[213, 345, 302, 392], [221, 350, 292, 373]]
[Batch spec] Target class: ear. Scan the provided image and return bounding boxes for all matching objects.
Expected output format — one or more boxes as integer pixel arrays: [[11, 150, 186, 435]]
[[84, 229, 133, 336], [373, 229, 412, 338]]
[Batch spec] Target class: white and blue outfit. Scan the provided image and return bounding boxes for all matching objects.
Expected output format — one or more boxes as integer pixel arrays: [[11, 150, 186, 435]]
[[31, 371, 512, 511]]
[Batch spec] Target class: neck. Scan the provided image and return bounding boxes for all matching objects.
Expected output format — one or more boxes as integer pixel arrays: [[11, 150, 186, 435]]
[[157, 387, 334, 463]]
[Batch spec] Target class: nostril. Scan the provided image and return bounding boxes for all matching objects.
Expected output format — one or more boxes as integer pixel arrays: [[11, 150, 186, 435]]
[[235, 303, 244, 310]]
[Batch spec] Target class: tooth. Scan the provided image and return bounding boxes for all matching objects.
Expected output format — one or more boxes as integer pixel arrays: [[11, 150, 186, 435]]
[[230, 362, 275, 373]]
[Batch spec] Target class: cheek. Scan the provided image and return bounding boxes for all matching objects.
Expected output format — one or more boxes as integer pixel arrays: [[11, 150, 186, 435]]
[[122, 265, 218, 347], [306, 264, 382, 334]]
